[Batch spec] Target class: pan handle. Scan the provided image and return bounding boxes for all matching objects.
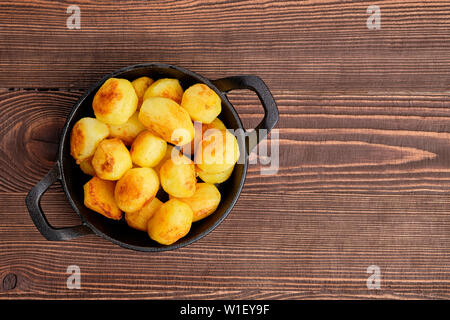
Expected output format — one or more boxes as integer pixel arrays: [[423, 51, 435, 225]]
[[211, 75, 279, 154], [25, 163, 93, 241]]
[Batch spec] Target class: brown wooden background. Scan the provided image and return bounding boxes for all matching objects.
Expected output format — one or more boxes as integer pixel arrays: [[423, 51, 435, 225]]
[[1, 0, 450, 299]]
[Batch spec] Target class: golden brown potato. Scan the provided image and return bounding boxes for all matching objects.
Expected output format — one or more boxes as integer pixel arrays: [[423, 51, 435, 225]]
[[195, 129, 240, 173], [147, 199, 193, 245], [178, 122, 200, 157], [196, 164, 234, 184], [205, 117, 227, 132], [131, 76, 154, 109], [170, 183, 221, 222], [107, 111, 146, 146], [160, 157, 196, 198], [79, 158, 96, 176], [180, 117, 227, 156], [93, 78, 138, 125], [130, 130, 167, 168], [181, 84, 221, 124], [143, 78, 183, 104], [153, 145, 178, 176], [91, 138, 133, 180], [125, 197, 163, 232], [83, 177, 122, 220], [114, 167, 159, 213], [70, 117, 109, 163], [138, 97, 194, 146]]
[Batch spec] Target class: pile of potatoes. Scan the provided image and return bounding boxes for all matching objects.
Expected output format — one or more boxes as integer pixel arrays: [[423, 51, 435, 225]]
[[70, 76, 240, 245]]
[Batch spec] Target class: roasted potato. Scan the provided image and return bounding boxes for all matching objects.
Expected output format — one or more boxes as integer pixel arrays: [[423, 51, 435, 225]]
[[70, 117, 109, 163], [160, 157, 196, 198], [180, 117, 226, 156], [170, 183, 221, 222], [125, 197, 163, 232], [195, 129, 240, 173], [205, 117, 227, 132], [83, 177, 122, 220], [143, 78, 183, 104], [91, 138, 133, 180], [107, 111, 146, 146], [78, 76, 241, 243], [93, 78, 138, 125], [181, 83, 221, 124], [130, 130, 167, 168], [138, 97, 194, 146], [147, 199, 193, 245], [131, 76, 154, 109], [196, 164, 234, 184], [114, 167, 160, 213], [153, 145, 178, 176], [79, 157, 96, 176]]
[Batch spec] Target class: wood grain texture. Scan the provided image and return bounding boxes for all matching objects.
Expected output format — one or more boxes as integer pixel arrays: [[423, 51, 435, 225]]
[[1, 0, 450, 93], [1, 0, 450, 300], [1, 89, 450, 299]]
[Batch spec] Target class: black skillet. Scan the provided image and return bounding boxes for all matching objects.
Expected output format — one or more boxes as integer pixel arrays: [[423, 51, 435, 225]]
[[25, 63, 279, 251]]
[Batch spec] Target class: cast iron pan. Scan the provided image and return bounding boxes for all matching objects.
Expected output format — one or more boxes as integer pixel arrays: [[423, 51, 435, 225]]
[[25, 63, 279, 251]]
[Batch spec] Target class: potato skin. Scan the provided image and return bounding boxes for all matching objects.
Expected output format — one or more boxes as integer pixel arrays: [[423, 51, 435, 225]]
[[195, 129, 240, 173], [160, 157, 196, 198], [147, 199, 193, 245], [93, 78, 138, 125], [107, 111, 146, 146], [131, 76, 154, 109], [138, 97, 194, 146], [130, 130, 167, 168], [70, 117, 109, 163], [125, 197, 163, 232], [143, 78, 183, 104], [171, 183, 221, 222], [92, 138, 133, 180], [196, 164, 234, 184], [83, 177, 122, 220], [181, 84, 221, 124], [79, 158, 96, 176], [205, 117, 227, 132], [114, 167, 160, 213], [153, 145, 178, 176]]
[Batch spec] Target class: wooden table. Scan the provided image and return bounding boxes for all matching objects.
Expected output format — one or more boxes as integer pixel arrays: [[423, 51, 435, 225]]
[[1, 0, 450, 299]]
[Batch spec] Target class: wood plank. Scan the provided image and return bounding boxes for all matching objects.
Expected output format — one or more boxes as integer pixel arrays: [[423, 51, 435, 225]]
[[1, 89, 450, 298], [0, 0, 450, 92]]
